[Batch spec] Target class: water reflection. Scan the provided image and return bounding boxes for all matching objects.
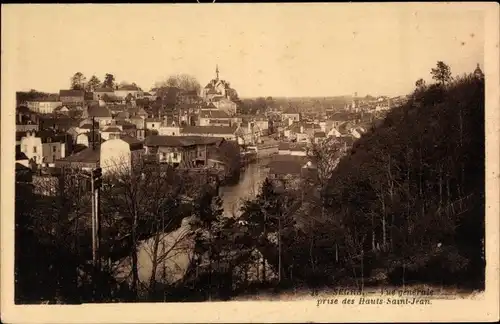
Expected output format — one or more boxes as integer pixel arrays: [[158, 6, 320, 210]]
[[219, 162, 269, 218]]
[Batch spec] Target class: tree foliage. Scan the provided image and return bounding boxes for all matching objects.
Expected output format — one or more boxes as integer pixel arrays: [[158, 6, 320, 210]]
[[156, 74, 201, 95], [431, 61, 452, 85], [70, 72, 86, 90], [102, 73, 116, 89], [86, 75, 101, 92]]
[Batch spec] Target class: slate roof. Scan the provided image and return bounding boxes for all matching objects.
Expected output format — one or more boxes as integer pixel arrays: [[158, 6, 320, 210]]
[[79, 123, 97, 130], [117, 135, 144, 151], [199, 109, 231, 119], [102, 126, 122, 133], [95, 88, 115, 93], [268, 160, 304, 176], [145, 118, 162, 123], [144, 135, 223, 147], [289, 143, 308, 152], [278, 142, 290, 150], [117, 84, 141, 91], [37, 130, 68, 144], [57, 146, 100, 164], [181, 125, 238, 135], [87, 105, 112, 118], [59, 89, 85, 97], [39, 116, 82, 130]]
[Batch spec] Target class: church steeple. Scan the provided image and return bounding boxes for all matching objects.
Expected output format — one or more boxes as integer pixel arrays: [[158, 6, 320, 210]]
[[216, 64, 220, 81], [474, 63, 484, 79]]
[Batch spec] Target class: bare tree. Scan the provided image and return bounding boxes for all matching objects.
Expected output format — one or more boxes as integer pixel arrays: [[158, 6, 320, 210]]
[[155, 74, 201, 95], [100, 156, 199, 299]]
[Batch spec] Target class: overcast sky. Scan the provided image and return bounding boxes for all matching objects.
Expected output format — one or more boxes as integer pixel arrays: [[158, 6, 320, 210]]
[[3, 4, 484, 98]]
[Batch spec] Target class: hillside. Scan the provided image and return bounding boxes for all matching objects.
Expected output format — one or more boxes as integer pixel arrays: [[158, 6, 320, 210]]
[[313, 73, 485, 288]]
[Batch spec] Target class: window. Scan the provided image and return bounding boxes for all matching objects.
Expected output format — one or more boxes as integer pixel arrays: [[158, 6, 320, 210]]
[[52, 155, 56, 162], [162, 152, 167, 160], [172, 132, 175, 135], [52, 145, 56, 153], [173, 153, 178, 160], [152, 124, 155, 128], [33, 146, 37, 153]]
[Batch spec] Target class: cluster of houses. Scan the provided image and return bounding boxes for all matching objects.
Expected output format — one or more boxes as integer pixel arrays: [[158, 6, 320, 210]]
[[15, 66, 398, 196], [261, 95, 394, 189], [15, 68, 271, 193]]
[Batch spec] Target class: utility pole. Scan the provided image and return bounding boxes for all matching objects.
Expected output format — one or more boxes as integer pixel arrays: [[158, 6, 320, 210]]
[[91, 116, 96, 150], [91, 167, 102, 269]]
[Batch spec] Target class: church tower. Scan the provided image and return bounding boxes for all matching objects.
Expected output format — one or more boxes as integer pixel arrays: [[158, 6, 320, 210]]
[[474, 63, 484, 79], [216, 64, 220, 81]]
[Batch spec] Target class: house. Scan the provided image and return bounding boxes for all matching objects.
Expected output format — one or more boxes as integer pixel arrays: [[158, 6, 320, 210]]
[[289, 143, 308, 156], [158, 120, 182, 136], [211, 97, 238, 116], [16, 119, 39, 133], [129, 116, 146, 130], [142, 92, 157, 101], [329, 112, 361, 127], [115, 120, 138, 138], [75, 130, 101, 148], [180, 125, 239, 141], [327, 127, 342, 138], [20, 130, 67, 167], [100, 137, 144, 175], [143, 135, 223, 167], [84, 105, 113, 127], [114, 84, 143, 100], [38, 116, 81, 133], [198, 109, 233, 126], [53, 105, 70, 115], [59, 89, 85, 104], [313, 131, 326, 144], [93, 88, 115, 101], [55, 146, 100, 171], [101, 126, 122, 140], [267, 157, 309, 190], [296, 131, 309, 143], [278, 142, 291, 155], [281, 111, 300, 123], [26, 99, 62, 114], [16, 106, 39, 125], [236, 121, 262, 145], [145, 118, 163, 132]]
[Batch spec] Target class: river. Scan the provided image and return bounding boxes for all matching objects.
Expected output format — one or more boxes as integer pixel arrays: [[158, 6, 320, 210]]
[[220, 161, 270, 218], [115, 153, 274, 291]]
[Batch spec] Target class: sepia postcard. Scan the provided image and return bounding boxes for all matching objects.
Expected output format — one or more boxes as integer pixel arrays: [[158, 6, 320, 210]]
[[1, 2, 499, 323]]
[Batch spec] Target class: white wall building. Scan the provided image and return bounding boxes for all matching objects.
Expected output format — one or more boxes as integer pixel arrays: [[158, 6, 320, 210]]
[[26, 101, 62, 114], [20, 131, 43, 165], [100, 138, 143, 176]]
